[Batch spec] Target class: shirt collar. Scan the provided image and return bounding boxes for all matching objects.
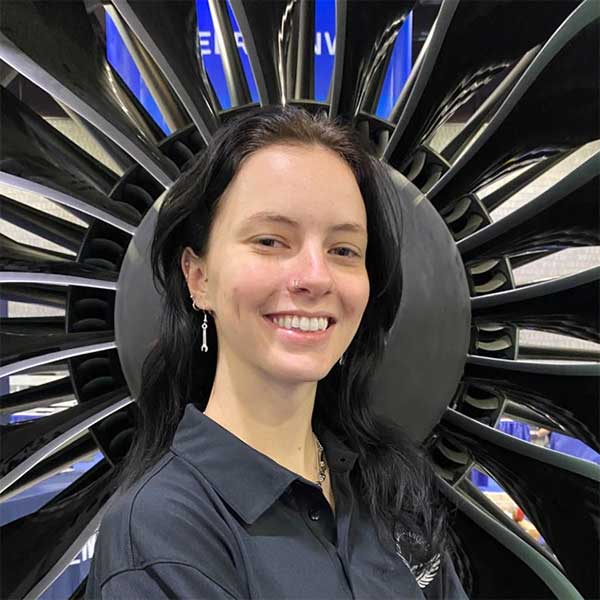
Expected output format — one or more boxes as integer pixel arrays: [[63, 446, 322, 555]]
[[170, 403, 359, 525]]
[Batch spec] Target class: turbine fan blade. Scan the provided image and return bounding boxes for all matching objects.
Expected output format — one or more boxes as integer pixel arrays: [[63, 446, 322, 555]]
[[0, 0, 179, 186], [439, 408, 600, 598], [111, 0, 219, 142]]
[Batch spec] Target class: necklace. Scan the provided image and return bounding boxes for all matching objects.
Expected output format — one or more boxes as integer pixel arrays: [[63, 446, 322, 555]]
[[313, 433, 327, 487]]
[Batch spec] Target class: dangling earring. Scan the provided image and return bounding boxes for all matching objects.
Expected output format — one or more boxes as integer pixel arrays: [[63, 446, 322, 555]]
[[201, 310, 209, 352], [190, 293, 209, 352], [338, 352, 345, 366]]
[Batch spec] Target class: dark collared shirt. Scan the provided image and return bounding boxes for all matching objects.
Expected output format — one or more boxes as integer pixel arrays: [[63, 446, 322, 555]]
[[85, 403, 468, 599]]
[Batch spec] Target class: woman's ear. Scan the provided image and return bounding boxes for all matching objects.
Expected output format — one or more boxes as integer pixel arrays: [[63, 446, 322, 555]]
[[181, 247, 209, 309]]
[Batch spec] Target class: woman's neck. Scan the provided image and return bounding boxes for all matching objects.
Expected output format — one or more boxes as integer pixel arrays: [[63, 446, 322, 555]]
[[203, 363, 321, 482]]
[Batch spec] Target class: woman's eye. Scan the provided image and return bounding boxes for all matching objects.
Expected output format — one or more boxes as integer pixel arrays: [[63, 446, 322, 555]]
[[254, 239, 358, 257], [333, 247, 360, 258], [255, 237, 283, 248]]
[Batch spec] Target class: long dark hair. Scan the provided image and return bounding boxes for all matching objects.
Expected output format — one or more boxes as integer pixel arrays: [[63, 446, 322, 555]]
[[115, 105, 453, 566]]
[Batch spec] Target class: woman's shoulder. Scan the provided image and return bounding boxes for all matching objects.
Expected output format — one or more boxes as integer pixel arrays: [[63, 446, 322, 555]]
[[90, 450, 239, 584]]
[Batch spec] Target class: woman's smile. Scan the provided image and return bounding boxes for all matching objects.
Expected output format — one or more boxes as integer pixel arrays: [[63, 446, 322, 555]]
[[262, 314, 336, 345]]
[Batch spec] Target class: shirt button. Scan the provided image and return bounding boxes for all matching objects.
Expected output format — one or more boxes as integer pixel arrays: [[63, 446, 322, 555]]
[[309, 508, 321, 521]]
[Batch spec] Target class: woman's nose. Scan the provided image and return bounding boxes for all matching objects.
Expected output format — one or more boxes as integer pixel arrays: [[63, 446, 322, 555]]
[[290, 244, 334, 295]]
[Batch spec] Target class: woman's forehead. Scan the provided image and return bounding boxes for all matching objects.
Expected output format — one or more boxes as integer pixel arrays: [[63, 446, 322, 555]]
[[219, 144, 366, 222], [237, 143, 356, 187]]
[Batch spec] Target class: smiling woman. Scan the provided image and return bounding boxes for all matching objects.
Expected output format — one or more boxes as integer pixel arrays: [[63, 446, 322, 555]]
[[85, 106, 469, 599], [182, 141, 370, 393]]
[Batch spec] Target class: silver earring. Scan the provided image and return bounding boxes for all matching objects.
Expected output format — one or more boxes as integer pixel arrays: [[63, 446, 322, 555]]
[[201, 310, 209, 352], [191, 293, 201, 312], [338, 352, 345, 366], [190, 294, 209, 352]]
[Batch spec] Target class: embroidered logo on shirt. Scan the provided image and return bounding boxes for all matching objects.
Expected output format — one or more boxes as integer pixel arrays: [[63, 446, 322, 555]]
[[394, 528, 441, 589]]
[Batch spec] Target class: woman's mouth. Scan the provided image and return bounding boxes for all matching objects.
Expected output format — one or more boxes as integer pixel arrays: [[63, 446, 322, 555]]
[[263, 315, 335, 344]]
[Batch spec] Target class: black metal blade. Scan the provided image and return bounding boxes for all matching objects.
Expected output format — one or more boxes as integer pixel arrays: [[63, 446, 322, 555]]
[[463, 354, 599, 452], [0, 376, 73, 414], [439, 408, 600, 599], [0, 315, 65, 335], [0, 390, 133, 493], [111, 0, 219, 142], [428, 1, 598, 211], [0, 329, 115, 379], [0, 283, 66, 308], [458, 150, 599, 264], [0, 459, 118, 599], [471, 266, 600, 343], [0, 88, 140, 233], [0, 431, 97, 502], [329, 0, 415, 120], [385, 0, 581, 166], [229, 0, 294, 105], [457, 477, 563, 571], [0, 0, 179, 186], [0, 233, 118, 292], [438, 476, 586, 599], [206, 0, 252, 106], [0, 195, 86, 254]]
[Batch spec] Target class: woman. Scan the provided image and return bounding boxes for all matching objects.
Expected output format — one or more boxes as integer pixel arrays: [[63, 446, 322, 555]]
[[85, 106, 469, 599]]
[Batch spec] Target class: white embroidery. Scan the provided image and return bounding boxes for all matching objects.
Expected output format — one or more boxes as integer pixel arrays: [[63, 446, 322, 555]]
[[394, 528, 441, 589]]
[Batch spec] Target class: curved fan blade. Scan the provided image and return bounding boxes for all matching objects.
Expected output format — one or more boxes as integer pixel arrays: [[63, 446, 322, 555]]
[[0, 332, 115, 379], [438, 477, 585, 600], [0, 282, 66, 307], [0, 195, 86, 253], [464, 354, 599, 452], [427, 0, 598, 210], [289, 0, 315, 101], [0, 315, 65, 335], [1, 233, 119, 285], [0, 232, 73, 262], [0, 272, 117, 291], [458, 150, 600, 263], [0, 431, 97, 502], [477, 147, 578, 214], [229, 0, 295, 105], [207, 0, 252, 106], [438, 407, 600, 598], [0, 391, 132, 493], [56, 101, 135, 175], [1, 327, 114, 369], [329, 0, 414, 120], [0, 87, 117, 194], [0, 87, 139, 233], [517, 345, 600, 362], [0, 459, 118, 599], [456, 476, 563, 571], [110, 0, 219, 142], [439, 45, 540, 164], [0, 375, 73, 414], [471, 266, 600, 343], [502, 399, 579, 432], [0, 0, 179, 186], [385, 0, 580, 164], [104, 6, 192, 134]]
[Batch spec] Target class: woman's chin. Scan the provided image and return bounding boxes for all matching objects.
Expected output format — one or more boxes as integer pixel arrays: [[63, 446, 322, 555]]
[[266, 359, 333, 382]]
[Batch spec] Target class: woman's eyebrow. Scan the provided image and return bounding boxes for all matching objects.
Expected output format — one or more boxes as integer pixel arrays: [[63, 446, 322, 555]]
[[239, 210, 367, 235]]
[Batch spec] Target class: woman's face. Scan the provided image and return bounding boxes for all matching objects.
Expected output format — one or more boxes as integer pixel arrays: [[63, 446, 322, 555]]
[[183, 142, 370, 384]]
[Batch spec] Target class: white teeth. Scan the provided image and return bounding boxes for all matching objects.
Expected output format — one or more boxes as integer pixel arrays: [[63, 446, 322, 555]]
[[271, 315, 329, 331]]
